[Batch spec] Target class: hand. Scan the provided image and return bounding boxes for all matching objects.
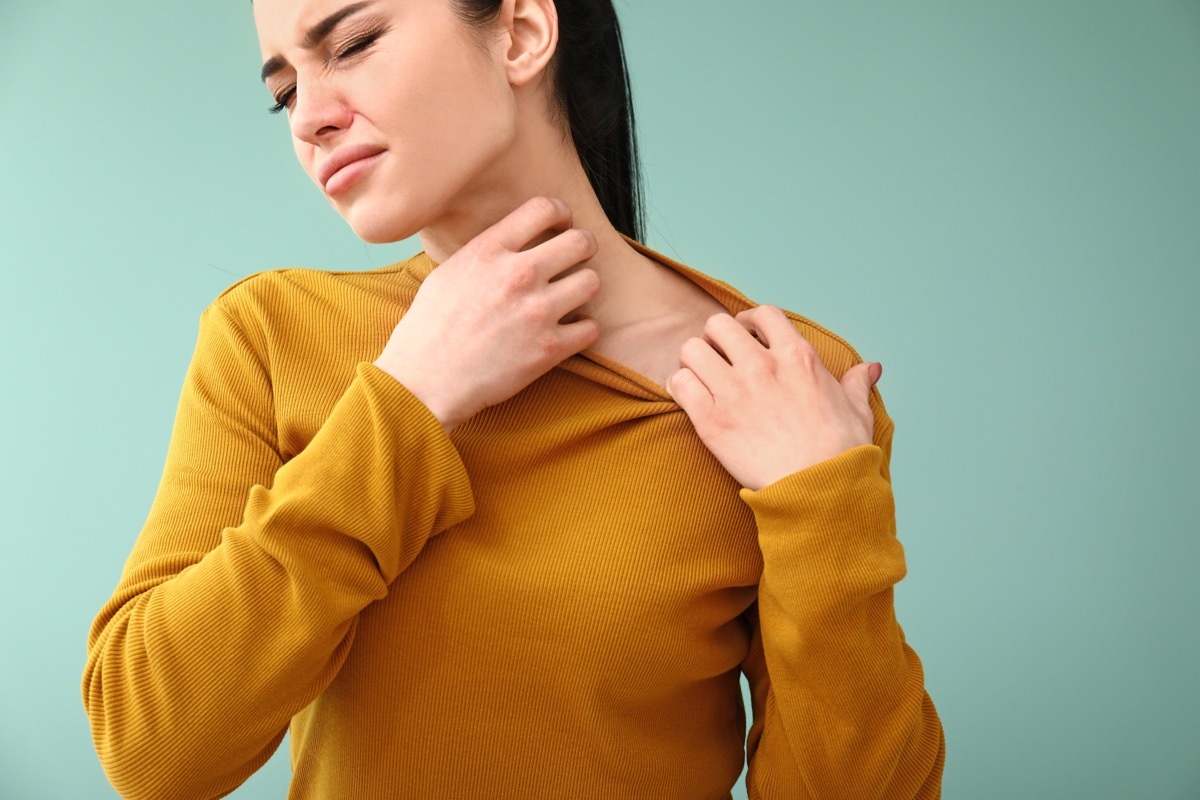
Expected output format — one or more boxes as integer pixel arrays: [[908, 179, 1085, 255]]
[[666, 305, 882, 491], [373, 197, 601, 431]]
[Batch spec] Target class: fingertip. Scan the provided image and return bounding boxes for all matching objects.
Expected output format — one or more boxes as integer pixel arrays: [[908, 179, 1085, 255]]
[[868, 361, 883, 385], [581, 315, 601, 343], [536, 196, 571, 231], [582, 266, 601, 296], [665, 367, 693, 403], [561, 313, 599, 348]]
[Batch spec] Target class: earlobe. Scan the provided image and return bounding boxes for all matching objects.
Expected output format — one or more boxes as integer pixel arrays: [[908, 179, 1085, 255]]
[[503, 0, 558, 87]]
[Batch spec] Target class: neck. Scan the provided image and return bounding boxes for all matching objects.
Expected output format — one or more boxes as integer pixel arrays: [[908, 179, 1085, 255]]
[[416, 116, 626, 260], [415, 112, 659, 331]]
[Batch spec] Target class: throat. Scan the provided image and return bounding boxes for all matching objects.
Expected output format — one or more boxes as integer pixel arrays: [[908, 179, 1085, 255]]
[[579, 242, 732, 390], [589, 305, 729, 391]]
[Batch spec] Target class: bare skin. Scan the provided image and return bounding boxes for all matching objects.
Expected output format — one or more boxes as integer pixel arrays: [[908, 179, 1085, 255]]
[[253, 0, 880, 490]]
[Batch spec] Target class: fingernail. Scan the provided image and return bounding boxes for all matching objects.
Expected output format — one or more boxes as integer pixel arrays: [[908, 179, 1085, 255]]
[[870, 362, 883, 383]]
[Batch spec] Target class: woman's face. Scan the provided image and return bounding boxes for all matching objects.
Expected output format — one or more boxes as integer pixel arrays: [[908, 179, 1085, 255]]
[[254, 0, 518, 244]]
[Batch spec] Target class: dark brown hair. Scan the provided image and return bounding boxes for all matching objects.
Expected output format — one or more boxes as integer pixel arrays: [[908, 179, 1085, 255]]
[[452, 0, 645, 242]]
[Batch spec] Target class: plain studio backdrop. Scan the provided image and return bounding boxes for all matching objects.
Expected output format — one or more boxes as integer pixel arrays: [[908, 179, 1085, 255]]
[[2, 1, 1198, 798]]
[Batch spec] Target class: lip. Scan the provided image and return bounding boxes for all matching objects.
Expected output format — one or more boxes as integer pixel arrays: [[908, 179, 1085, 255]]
[[318, 144, 387, 195]]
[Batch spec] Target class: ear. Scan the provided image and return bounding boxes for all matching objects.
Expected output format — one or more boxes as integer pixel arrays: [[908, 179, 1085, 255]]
[[498, 0, 559, 88]]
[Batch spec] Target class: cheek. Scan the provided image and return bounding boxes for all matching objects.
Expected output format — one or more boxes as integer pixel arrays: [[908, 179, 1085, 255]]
[[418, 60, 515, 173], [407, 33, 510, 134]]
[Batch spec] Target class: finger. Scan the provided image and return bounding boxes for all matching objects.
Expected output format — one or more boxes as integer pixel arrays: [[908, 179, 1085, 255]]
[[488, 196, 573, 253], [526, 227, 599, 280], [665, 367, 713, 414], [545, 267, 601, 321], [678, 336, 732, 389], [556, 314, 601, 356], [734, 305, 800, 350], [703, 313, 764, 366], [869, 361, 883, 385], [840, 361, 877, 401]]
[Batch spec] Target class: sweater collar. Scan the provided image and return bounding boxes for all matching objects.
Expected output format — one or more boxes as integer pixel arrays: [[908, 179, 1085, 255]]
[[401, 235, 759, 402]]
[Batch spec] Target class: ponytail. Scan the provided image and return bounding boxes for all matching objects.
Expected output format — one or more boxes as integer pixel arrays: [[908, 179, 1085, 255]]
[[453, 0, 645, 242]]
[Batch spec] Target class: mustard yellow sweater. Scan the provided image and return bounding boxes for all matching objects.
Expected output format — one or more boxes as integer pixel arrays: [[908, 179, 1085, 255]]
[[83, 239, 944, 799]]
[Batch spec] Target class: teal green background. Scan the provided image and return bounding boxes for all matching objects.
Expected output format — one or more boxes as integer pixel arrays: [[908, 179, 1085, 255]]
[[2, 1, 1198, 797]]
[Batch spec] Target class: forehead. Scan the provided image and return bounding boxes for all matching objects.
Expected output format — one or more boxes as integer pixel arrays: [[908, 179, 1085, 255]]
[[253, 0, 394, 56]]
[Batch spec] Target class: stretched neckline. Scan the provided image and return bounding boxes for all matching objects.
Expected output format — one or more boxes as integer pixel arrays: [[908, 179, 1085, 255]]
[[559, 235, 758, 401]]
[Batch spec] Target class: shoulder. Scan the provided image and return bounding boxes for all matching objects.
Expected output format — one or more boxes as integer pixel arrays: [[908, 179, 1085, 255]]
[[642, 236, 897, 447], [769, 304, 895, 452], [201, 253, 432, 344], [774, 306, 867, 382], [630, 237, 870, 380]]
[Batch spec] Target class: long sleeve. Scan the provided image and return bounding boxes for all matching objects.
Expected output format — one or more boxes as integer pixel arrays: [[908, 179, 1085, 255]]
[[738, 390, 945, 799], [82, 296, 475, 800]]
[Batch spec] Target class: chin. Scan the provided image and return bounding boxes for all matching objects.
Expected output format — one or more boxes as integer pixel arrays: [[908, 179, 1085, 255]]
[[351, 222, 412, 245], [338, 198, 425, 245]]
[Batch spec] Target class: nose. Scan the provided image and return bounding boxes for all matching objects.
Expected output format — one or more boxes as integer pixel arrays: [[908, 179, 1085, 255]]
[[289, 76, 353, 146]]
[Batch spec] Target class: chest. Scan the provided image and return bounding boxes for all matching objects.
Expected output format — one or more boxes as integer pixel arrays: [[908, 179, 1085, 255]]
[[398, 367, 764, 668], [587, 310, 727, 391]]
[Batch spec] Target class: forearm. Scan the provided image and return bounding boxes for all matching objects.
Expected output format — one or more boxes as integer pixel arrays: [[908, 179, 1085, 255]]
[[83, 363, 474, 799], [744, 444, 944, 799]]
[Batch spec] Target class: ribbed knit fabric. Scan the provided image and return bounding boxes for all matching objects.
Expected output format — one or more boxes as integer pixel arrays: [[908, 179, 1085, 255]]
[[83, 238, 945, 799]]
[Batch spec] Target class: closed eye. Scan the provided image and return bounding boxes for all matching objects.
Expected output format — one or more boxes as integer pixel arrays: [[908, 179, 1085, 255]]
[[268, 88, 295, 115], [266, 30, 383, 115], [335, 31, 380, 60]]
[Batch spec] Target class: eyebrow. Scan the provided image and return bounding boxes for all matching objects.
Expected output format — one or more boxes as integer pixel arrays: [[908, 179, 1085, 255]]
[[260, 1, 374, 83]]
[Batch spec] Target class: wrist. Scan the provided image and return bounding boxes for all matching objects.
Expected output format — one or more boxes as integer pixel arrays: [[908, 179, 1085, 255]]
[[371, 358, 464, 432]]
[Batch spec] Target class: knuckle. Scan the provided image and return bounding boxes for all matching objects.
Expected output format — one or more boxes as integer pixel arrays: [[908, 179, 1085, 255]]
[[468, 236, 490, 258], [534, 330, 560, 360], [471, 233, 506, 263], [795, 345, 819, 372], [504, 260, 538, 295], [707, 406, 736, 433], [745, 349, 775, 375], [778, 328, 813, 358], [519, 295, 551, 325]]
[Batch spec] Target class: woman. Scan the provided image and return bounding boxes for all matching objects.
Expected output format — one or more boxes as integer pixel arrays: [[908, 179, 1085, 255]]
[[83, 0, 946, 797]]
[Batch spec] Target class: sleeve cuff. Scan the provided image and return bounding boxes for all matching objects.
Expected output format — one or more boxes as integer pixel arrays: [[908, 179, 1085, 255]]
[[739, 445, 904, 594]]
